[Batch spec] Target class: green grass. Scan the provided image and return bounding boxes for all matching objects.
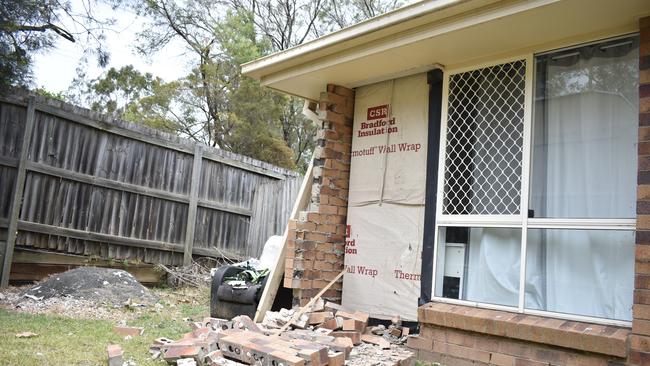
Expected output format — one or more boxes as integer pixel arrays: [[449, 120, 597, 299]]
[[0, 287, 210, 365]]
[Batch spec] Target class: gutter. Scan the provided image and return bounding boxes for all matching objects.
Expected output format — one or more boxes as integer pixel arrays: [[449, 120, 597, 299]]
[[241, 0, 466, 77]]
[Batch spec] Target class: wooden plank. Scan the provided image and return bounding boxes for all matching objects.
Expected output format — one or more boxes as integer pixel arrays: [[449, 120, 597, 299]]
[[275, 269, 345, 335], [0, 156, 18, 168], [202, 149, 287, 180], [254, 159, 313, 322], [197, 199, 252, 217], [1, 98, 35, 287], [10, 263, 163, 284], [29, 161, 253, 219], [184, 146, 203, 266], [10, 248, 164, 284], [26, 161, 191, 205], [0, 218, 8, 228], [15, 220, 244, 260], [32, 101, 289, 180]]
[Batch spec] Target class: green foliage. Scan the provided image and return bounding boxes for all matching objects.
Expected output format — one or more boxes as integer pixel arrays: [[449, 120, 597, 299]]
[[66, 0, 404, 171], [34, 87, 67, 101], [0, 0, 116, 89]]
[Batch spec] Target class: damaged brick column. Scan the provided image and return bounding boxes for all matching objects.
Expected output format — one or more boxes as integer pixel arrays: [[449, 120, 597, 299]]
[[284, 84, 354, 306], [631, 16, 650, 366]]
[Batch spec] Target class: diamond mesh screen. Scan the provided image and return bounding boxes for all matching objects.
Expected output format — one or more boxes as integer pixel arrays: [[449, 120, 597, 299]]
[[443, 60, 526, 215]]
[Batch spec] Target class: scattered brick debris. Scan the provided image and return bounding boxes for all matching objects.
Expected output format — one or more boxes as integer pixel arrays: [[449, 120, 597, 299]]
[[150, 305, 413, 366]]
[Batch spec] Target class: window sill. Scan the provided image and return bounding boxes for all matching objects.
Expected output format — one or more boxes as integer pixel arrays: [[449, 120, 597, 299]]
[[418, 301, 629, 358]]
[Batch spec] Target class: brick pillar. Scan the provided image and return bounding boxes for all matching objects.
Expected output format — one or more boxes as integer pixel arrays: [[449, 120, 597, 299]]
[[631, 16, 650, 366], [284, 84, 354, 306]]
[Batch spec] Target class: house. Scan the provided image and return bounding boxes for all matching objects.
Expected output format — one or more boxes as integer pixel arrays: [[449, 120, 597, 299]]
[[243, 0, 650, 364]]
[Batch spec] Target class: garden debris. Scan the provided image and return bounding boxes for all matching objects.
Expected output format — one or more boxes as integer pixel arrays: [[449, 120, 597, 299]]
[[15, 331, 38, 338], [160, 258, 228, 288], [20, 267, 158, 306]]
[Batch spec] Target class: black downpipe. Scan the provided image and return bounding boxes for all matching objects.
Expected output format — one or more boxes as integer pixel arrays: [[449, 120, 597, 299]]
[[419, 69, 444, 306]]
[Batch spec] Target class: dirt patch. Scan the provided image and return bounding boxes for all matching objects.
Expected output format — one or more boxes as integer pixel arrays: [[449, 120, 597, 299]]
[[21, 267, 158, 305]]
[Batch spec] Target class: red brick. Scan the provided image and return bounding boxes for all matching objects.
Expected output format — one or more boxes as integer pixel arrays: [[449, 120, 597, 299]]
[[114, 326, 144, 337], [315, 224, 337, 233], [638, 244, 650, 261], [629, 350, 650, 366], [637, 274, 650, 290], [638, 261, 650, 275], [514, 358, 547, 366], [331, 331, 361, 345], [342, 319, 366, 332], [642, 97, 650, 114], [635, 304, 650, 320], [490, 352, 515, 366], [406, 336, 433, 350], [636, 289, 650, 305], [305, 232, 328, 242], [318, 205, 339, 215], [631, 334, 650, 352], [634, 319, 650, 336], [295, 221, 317, 232], [107, 344, 123, 366]]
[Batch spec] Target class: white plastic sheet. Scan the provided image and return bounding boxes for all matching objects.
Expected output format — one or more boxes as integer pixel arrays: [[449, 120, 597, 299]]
[[342, 73, 429, 320]]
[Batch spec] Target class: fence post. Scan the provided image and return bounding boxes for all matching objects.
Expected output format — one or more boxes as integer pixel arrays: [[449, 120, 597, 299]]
[[183, 145, 203, 266], [1, 97, 36, 287]]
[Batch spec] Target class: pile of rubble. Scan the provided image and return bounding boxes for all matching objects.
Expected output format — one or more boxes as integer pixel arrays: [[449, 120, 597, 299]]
[[111, 300, 414, 366]]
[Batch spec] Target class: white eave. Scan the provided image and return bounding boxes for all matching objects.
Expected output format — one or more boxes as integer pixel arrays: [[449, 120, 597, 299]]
[[242, 0, 650, 101]]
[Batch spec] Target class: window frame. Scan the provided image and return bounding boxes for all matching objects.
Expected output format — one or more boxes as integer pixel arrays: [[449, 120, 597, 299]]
[[430, 35, 638, 328]]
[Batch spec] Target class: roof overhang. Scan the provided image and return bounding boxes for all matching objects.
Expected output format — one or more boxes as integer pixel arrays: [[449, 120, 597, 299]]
[[242, 0, 650, 101]]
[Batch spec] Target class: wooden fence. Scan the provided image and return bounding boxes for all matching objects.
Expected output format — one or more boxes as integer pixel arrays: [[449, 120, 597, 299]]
[[0, 91, 301, 285]]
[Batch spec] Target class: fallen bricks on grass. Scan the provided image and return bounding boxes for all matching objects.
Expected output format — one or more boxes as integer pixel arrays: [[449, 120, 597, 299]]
[[145, 309, 413, 366]]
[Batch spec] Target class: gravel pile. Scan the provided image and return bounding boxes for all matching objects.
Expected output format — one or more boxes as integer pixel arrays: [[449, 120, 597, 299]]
[[21, 267, 158, 305]]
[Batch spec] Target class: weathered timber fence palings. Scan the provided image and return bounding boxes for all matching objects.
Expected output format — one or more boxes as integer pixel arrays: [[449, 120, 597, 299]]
[[0, 91, 301, 286]]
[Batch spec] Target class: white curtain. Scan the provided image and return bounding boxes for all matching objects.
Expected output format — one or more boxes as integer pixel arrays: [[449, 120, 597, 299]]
[[465, 228, 520, 306], [524, 90, 637, 321], [462, 43, 637, 320], [523, 46, 638, 321]]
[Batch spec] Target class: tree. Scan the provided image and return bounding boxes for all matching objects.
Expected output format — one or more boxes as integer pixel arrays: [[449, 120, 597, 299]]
[[129, 4, 297, 168], [69, 65, 186, 133], [0, 0, 117, 88], [321, 0, 404, 31]]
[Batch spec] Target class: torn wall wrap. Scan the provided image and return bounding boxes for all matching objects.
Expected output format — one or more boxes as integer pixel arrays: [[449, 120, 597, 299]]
[[342, 73, 429, 321]]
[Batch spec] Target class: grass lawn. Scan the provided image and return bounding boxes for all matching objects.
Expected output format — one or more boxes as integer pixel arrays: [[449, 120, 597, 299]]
[[0, 286, 210, 365]]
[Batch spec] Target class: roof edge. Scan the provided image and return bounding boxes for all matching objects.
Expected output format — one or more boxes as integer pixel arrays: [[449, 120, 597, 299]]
[[241, 0, 469, 77]]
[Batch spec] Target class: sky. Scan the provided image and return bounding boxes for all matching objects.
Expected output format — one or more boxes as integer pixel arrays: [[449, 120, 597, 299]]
[[32, 3, 188, 94]]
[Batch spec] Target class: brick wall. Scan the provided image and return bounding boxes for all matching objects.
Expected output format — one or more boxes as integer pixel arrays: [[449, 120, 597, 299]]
[[283, 84, 354, 306], [412, 303, 628, 366], [410, 324, 624, 366], [631, 15, 650, 366]]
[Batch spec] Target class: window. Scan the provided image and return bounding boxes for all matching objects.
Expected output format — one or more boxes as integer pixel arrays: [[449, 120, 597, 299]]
[[433, 35, 639, 324]]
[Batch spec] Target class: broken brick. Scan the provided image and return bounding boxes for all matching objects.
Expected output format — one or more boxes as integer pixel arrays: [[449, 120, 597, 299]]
[[107, 344, 123, 366], [361, 334, 391, 349], [328, 351, 346, 366], [342, 318, 366, 332], [308, 311, 334, 325], [177, 358, 197, 366], [332, 331, 361, 345], [113, 326, 144, 337]]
